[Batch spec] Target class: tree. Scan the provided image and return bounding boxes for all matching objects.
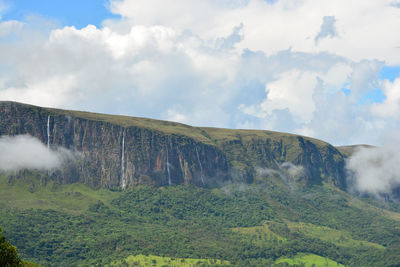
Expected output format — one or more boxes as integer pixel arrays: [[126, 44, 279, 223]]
[[0, 226, 22, 267]]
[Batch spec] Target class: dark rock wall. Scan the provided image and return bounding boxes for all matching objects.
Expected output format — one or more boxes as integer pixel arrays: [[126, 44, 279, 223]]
[[0, 102, 346, 189], [0, 102, 229, 189]]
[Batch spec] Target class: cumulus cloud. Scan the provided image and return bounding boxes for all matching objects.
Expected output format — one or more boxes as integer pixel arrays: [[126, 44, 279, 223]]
[[240, 69, 318, 123], [346, 136, 400, 196], [0, 135, 74, 172], [0, 20, 24, 37], [372, 76, 400, 118], [0, 0, 400, 146]]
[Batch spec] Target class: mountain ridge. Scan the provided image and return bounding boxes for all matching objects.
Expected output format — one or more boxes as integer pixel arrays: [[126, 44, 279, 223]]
[[1, 101, 346, 190]]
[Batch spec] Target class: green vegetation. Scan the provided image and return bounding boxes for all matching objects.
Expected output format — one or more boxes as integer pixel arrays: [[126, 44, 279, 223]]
[[232, 223, 286, 244], [0, 226, 21, 267], [1, 102, 399, 267], [285, 221, 384, 249], [0, 226, 41, 267], [0, 175, 118, 213], [275, 253, 344, 267], [108, 254, 230, 266], [1, 174, 400, 266]]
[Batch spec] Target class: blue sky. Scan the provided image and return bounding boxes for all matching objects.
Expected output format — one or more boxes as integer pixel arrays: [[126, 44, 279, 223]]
[[380, 66, 400, 82], [1, 0, 400, 146], [1, 0, 118, 28]]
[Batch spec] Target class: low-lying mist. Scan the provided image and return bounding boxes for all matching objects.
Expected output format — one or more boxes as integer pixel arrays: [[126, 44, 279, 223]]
[[346, 137, 400, 197], [0, 134, 74, 172]]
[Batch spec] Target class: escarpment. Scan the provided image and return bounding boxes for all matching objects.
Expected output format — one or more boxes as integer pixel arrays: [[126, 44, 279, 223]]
[[0, 101, 347, 190]]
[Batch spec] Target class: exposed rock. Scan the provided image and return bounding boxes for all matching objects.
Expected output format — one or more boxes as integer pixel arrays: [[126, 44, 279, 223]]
[[0, 101, 347, 190]]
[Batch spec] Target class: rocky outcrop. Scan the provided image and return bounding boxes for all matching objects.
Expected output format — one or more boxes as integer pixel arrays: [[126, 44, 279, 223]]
[[208, 131, 346, 189], [0, 101, 347, 190]]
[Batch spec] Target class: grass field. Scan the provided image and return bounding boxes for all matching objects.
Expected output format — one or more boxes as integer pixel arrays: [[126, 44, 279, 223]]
[[232, 223, 286, 244], [107, 254, 231, 267], [0, 175, 118, 213], [275, 253, 344, 267], [285, 221, 384, 249]]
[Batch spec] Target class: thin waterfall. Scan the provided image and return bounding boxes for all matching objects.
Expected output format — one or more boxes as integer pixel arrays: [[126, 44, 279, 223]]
[[166, 146, 171, 186], [120, 131, 126, 189], [195, 146, 205, 185], [272, 159, 293, 189], [47, 115, 50, 150]]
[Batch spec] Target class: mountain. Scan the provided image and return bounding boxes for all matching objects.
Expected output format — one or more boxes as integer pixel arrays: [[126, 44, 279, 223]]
[[0, 101, 346, 190], [1, 101, 400, 267], [335, 145, 375, 158]]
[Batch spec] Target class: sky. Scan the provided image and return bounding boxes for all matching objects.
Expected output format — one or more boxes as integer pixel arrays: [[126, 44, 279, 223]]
[[1, 0, 400, 146]]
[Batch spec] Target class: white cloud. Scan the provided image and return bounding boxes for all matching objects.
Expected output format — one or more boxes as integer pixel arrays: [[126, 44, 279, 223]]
[[346, 135, 400, 196], [0, 0, 400, 146], [239, 69, 316, 124], [0, 75, 78, 108], [0, 135, 74, 172], [107, 0, 400, 64], [348, 60, 383, 98], [0, 20, 24, 37], [372, 77, 400, 118], [255, 70, 317, 122]]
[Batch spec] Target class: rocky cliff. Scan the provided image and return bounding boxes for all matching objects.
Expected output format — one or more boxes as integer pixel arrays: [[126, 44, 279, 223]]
[[0, 101, 347, 190]]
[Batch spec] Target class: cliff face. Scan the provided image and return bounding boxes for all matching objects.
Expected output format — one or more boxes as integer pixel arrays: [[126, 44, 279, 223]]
[[0, 101, 347, 190], [204, 128, 346, 189]]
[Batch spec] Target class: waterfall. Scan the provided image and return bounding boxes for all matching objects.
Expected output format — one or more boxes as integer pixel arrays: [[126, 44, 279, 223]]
[[166, 146, 172, 186], [120, 131, 126, 189], [272, 159, 293, 189], [195, 146, 205, 185], [47, 115, 50, 150]]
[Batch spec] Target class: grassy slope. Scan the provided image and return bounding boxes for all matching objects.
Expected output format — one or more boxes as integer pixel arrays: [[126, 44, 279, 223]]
[[275, 253, 345, 267], [108, 254, 231, 267], [285, 221, 384, 249], [233, 220, 384, 249], [0, 175, 118, 213], [1, 173, 400, 266]]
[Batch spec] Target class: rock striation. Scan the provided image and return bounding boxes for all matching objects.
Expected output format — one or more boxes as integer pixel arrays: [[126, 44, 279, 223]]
[[0, 101, 346, 190]]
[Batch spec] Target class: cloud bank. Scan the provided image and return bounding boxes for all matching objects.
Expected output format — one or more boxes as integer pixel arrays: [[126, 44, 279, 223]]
[[346, 136, 400, 197], [0, 135, 73, 172], [0, 0, 400, 146]]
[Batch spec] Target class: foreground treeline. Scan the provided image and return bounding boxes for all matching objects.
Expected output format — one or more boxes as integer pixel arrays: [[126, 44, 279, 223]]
[[1, 177, 400, 266], [0, 227, 40, 267]]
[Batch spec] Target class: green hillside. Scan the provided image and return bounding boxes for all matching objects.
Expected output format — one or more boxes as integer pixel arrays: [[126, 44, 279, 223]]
[[1, 173, 400, 266], [1, 102, 400, 266]]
